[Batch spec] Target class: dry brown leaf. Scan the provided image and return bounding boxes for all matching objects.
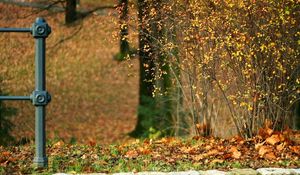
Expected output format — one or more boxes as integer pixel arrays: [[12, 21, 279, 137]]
[[155, 137, 176, 144], [181, 146, 198, 154], [205, 145, 212, 150], [264, 119, 273, 129], [81, 154, 87, 159], [258, 127, 273, 138], [229, 146, 241, 159], [167, 158, 176, 163], [289, 133, 300, 144], [266, 128, 274, 136], [290, 146, 300, 155], [125, 150, 138, 158], [255, 142, 265, 150], [232, 150, 241, 159], [265, 152, 276, 160], [266, 134, 281, 145], [206, 149, 219, 156], [138, 147, 151, 155], [53, 141, 64, 148], [192, 154, 204, 161], [211, 159, 224, 164], [259, 145, 272, 156], [276, 143, 285, 151], [180, 146, 192, 154], [223, 153, 232, 159], [229, 146, 238, 152], [1, 151, 11, 157], [88, 140, 96, 147]]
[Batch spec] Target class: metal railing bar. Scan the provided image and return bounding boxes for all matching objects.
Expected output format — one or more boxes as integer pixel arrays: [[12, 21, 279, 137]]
[[0, 28, 31, 33], [0, 96, 31, 100]]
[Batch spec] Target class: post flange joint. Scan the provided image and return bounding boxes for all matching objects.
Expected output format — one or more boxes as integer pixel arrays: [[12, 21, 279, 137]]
[[31, 17, 51, 38], [31, 91, 51, 106]]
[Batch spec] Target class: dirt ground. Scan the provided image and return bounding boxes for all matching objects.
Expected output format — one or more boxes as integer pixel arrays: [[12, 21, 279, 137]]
[[0, 1, 139, 145]]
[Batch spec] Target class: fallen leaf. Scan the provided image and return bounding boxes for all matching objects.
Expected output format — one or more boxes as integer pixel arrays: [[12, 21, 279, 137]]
[[264, 119, 273, 129], [211, 159, 224, 164], [229, 146, 241, 159], [266, 128, 274, 136], [192, 154, 204, 161], [290, 146, 300, 155], [255, 142, 265, 150], [53, 141, 64, 148], [276, 143, 285, 151], [125, 150, 139, 158], [265, 152, 276, 160], [206, 149, 219, 156], [258, 127, 273, 138], [88, 140, 96, 147], [266, 134, 281, 145], [91, 154, 99, 159], [81, 154, 87, 159], [232, 150, 242, 159], [1, 151, 11, 157], [138, 147, 151, 155], [259, 146, 272, 156], [223, 153, 232, 159], [180, 146, 196, 154], [289, 133, 300, 144], [155, 137, 176, 144]]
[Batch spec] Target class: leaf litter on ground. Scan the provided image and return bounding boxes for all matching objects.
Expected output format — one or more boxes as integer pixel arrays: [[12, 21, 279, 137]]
[[0, 127, 300, 174]]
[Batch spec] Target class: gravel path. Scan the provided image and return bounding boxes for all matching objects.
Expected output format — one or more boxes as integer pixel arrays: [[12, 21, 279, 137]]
[[54, 168, 300, 175]]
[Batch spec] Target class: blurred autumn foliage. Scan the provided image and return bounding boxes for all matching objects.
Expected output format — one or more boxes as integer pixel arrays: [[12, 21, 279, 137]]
[[128, 0, 300, 138], [0, 0, 299, 147]]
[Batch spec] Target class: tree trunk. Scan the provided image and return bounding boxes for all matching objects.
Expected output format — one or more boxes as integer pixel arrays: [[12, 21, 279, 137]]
[[293, 99, 300, 130], [118, 0, 130, 59], [130, 0, 156, 137], [65, 0, 77, 24], [131, 0, 178, 137]]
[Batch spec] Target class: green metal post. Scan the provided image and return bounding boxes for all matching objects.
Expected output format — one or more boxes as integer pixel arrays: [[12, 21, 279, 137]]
[[0, 17, 51, 168], [31, 17, 51, 168]]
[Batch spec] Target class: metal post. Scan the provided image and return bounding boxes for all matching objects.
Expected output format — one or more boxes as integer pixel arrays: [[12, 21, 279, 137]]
[[31, 17, 51, 168], [0, 17, 51, 168]]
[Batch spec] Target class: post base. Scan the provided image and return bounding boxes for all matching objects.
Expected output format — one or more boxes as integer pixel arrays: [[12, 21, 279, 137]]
[[33, 157, 48, 168]]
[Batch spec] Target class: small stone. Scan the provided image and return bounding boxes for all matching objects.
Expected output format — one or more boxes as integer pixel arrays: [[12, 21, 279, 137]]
[[167, 171, 200, 175], [291, 169, 300, 175], [113, 173, 135, 175], [257, 168, 296, 175], [202, 170, 228, 175], [229, 168, 258, 175], [138, 172, 166, 175]]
